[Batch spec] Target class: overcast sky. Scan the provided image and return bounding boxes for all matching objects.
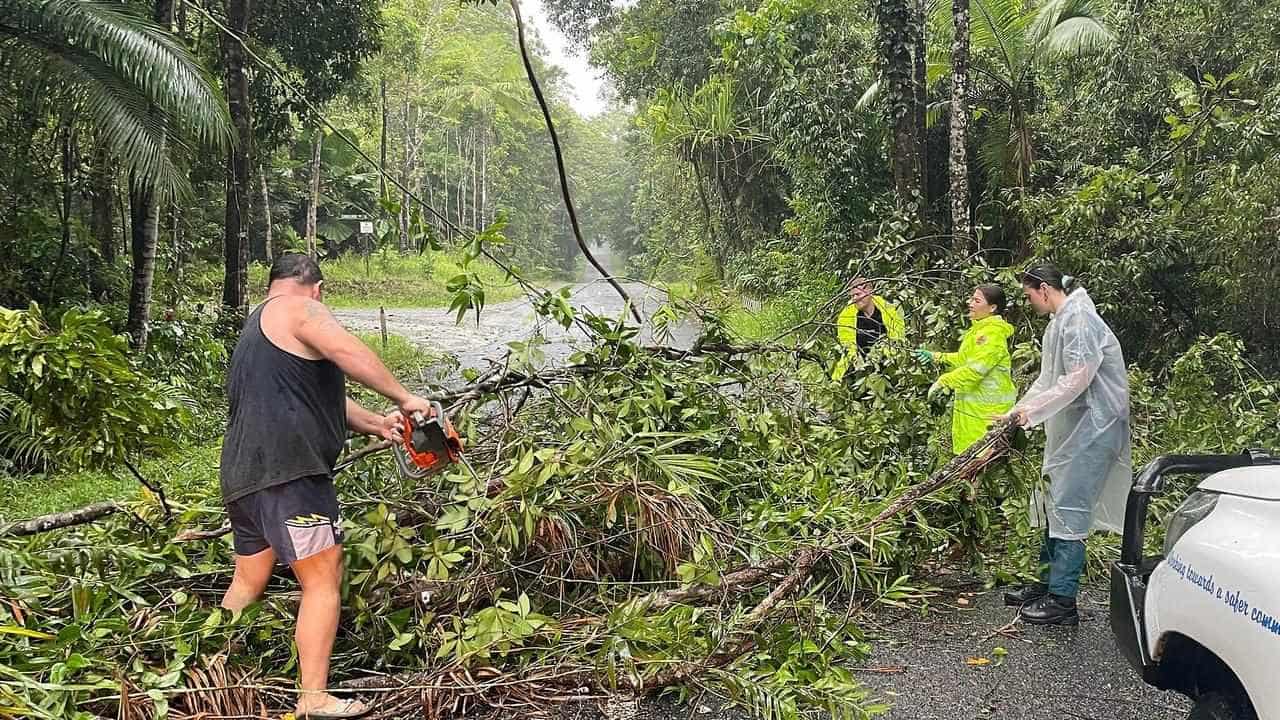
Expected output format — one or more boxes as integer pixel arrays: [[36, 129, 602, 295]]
[[522, 0, 609, 117]]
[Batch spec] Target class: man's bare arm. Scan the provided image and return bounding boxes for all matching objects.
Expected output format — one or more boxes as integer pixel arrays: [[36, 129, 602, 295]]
[[345, 397, 390, 437], [295, 300, 412, 405]]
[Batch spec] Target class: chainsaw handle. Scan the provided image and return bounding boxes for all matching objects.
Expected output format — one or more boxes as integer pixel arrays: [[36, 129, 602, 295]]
[[407, 401, 444, 426]]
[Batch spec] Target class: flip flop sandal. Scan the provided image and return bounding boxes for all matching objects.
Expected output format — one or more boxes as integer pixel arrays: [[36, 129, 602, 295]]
[[299, 697, 369, 719]]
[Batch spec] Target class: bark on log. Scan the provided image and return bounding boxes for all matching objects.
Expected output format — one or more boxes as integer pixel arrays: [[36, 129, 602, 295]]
[[0, 502, 121, 537]]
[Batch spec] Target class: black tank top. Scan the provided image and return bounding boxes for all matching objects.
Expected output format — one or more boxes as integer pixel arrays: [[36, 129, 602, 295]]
[[219, 298, 347, 502]]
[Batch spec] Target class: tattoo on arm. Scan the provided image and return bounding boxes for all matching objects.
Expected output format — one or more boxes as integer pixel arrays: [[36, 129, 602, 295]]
[[301, 300, 345, 334]]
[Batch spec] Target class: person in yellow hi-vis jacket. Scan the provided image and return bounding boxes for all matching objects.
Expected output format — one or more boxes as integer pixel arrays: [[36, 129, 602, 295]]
[[831, 278, 905, 381], [916, 284, 1017, 453]]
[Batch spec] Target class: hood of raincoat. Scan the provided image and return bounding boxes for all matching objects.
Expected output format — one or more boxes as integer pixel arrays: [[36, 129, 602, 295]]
[[970, 314, 1014, 342]]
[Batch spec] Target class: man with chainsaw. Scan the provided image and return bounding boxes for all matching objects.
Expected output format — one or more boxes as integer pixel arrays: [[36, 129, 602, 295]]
[[830, 277, 906, 382], [219, 253, 435, 719]]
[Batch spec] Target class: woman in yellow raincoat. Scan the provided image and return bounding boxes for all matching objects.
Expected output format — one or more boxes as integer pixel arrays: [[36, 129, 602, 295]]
[[916, 285, 1017, 453]]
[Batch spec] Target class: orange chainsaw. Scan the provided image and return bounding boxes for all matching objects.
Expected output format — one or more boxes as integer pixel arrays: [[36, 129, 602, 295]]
[[332, 401, 463, 478], [393, 401, 463, 479]]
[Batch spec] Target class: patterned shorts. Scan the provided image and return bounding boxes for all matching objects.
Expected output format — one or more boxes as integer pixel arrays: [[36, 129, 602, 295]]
[[225, 475, 343, 564]]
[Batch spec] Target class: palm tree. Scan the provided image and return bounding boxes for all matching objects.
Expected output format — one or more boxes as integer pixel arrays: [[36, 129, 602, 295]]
[[0, 0, 232, 194], [941, 0, 1113, 189]]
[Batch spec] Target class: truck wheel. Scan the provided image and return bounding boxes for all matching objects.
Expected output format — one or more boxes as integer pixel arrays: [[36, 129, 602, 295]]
[[1187, 692, 1257, 720]]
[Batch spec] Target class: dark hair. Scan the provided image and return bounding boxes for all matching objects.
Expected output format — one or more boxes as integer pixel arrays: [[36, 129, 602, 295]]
[[976, 284, 1007, 314], [1020, 263, 1074, 292], [269, 253, 323, 287]]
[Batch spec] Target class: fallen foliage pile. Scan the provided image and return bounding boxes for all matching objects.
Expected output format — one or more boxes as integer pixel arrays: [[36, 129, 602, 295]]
[[0, 314, 1039, 720]]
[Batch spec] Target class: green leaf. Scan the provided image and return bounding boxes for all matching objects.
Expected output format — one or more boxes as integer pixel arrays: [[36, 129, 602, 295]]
[[0, 625, 54, 640]]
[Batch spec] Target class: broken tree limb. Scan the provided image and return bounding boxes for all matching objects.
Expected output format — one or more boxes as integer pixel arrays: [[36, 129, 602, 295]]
[[642, 418, 1019, 613], [123, 457, 172, 520], [0, 501, 122, 537], [629, 419, 1020, 689], [635, 546, 822, 690], [172, 524, 232, 542]]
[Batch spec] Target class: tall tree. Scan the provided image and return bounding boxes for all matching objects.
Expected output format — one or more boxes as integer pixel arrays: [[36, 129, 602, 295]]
[[913, 0, 928, 204], [259, 164, 274, 263], [949, 0, 972, 250], [221, 0, 252, 317], [305, 129, 321, 258], [873, 0, 923, 211], [126, 0, 175, 351], [126, 180, 160, 348], [88, 146, 115, 300], [380, 77, 389, 204]]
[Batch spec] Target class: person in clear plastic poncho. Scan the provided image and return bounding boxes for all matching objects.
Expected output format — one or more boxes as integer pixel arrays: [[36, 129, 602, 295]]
[[1002, 264, 1132, 626]]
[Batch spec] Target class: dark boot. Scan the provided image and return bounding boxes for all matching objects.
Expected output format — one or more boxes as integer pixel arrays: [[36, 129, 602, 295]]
[[1003, 582, 1048, 607], [1020, 593, 1079, 626]]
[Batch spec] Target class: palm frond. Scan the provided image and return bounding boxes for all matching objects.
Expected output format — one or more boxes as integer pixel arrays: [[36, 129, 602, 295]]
[[0, 389, 48, 469], [1034, 15, 1113, 60], [926, 99, 949, 129], [976, 110, 1014, 190], [969, 0, 1032, 79], [854, 77, 881, 111], [0, 0, 232, 192], [13, 39, 186, 192]]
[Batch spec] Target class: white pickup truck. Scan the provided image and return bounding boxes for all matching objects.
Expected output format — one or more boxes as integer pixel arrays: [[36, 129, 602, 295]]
[[1111, 451, 1280, 720]]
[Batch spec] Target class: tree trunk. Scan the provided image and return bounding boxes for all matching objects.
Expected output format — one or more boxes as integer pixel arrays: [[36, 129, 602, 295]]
[[914, 0, 928, 206], [170, 200, 182, 305], [442, 130, 450, 240], [89, 146, 115, 300], [117, 191, 129, 255], [480, 126, 488, 227], [306, 129, 321, 258], [48, 124, 76, 305], [127, 180, 159, 350], [470, 127, 478, 231], [398, 92, 412, 253], [874, 0, 923, 213], [221, 0, 252, 318], [126, 0, 172, 349], [259, 164, 273, 263], [456, 129, 465, 230], [949, 0, 972, 251], [379, 78, 389, 204]]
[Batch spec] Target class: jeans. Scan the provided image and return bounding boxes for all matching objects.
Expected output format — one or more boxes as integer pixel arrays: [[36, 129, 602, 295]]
[[1037, 530, 1086, 598]]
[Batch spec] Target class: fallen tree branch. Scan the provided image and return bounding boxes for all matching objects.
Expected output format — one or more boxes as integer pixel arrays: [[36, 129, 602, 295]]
[[630, 419, 1019, 689], [0, 502, 122, 537], [173, 524, 232, 543], [643, 418, 1018, 612], [330, 420, 1019, 708]]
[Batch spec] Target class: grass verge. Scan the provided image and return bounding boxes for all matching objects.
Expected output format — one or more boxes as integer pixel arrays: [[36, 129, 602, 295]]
[[0, 443, 222, 521]]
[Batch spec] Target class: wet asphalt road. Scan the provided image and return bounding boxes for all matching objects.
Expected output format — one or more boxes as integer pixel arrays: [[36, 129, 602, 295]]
[[554, 584, 1190, 720], [334, 277, 695, 371], [335, 246, 698, 372], [856, 584, 1190, 720]]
